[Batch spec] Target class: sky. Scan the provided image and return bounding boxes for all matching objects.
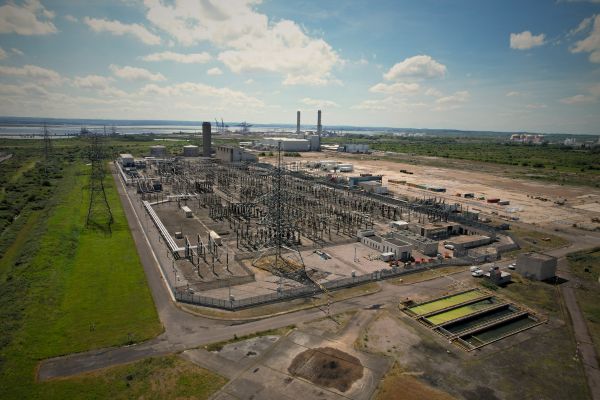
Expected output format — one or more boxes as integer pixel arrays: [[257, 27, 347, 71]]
[[0, 0, 599, 134]]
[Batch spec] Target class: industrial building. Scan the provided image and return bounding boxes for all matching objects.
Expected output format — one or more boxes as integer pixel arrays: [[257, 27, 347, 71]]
[[259, 137, 321, 152], [119, 153, 134, 168], [358, 180, 389, 194], [409, 221, 461, 240], [446, 234, 492, 250], [390, 230, 438, 256], [183, 145, 199, 157], [216, 145, 258, 163], [150, 145, 166, 158], [516, 252, 557, 281], [358, 230, 412, 261]]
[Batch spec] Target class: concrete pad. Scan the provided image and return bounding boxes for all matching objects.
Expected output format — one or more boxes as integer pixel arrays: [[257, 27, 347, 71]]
[[218, 335, 280, 363]]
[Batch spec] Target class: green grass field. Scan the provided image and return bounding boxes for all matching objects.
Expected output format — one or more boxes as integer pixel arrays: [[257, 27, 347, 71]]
[[0, 162, 163, 398]]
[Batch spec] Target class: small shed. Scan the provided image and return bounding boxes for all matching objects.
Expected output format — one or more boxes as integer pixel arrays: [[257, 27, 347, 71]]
[[181, 206, 192, 218]]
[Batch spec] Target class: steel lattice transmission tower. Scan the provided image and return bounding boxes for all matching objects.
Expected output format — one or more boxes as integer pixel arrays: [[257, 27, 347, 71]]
[[251, 143, 332, 314], [86, 130, 113, 232], [41, 122, 53, 178]]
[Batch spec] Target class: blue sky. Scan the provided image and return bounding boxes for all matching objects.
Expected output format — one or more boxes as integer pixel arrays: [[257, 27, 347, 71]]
[[0, 0, 599, 134]]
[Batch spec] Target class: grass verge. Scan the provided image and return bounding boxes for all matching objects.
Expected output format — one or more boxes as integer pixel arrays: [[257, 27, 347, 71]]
[[41, 355, 226, 400], [503, 226, 569, 257], [375, 362, 455, 400], [568, 247, 600, 358]]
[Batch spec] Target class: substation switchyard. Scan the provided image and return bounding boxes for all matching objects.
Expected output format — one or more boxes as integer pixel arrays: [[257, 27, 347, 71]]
[[116, 145, 517, 312]]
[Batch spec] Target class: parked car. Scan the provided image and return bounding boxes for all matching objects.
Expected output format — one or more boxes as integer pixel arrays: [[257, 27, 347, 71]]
[[444, 244, 455, 250], [508, 263, 516, 270], [471, 269, 484, 277], [470, 266, 479, 272]]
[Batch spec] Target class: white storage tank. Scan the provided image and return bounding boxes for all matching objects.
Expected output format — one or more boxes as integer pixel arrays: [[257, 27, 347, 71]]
[[183, 145, 199, 157], [150, 145, 166, 157]]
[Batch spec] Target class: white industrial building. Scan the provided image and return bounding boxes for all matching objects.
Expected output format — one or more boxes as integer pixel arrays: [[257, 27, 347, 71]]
[[259, 136, 320, 152], [216, 145, 258, 163]]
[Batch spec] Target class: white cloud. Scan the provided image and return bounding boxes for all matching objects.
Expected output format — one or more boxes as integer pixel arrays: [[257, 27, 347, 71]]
[[369, 82, 420, 94], [506, 91, 523, 97], [0, 64, 62, 85], [143, 0, 341, 86], [207, 67, 223, 76], [434, 90, 470, 111], [0, 0, 57, 35], [84, 17, 161, 45], [72, 74, 115, 89], [142, 51, 211, 64], [568, 15, 594, 37], [560, 84, 600, 104], [300, 97, 340, 108], [244, 78, 254, 84], [559, 94, 596, 104], [510, 31, 546, 50], [0, 47, 6, 60], [11, 47, 24, 56], [351, 97, 426, 111], [571, 15, 600, 63], [526, 103, 547, 109], [425, 88, 443, 97], [109, 64, 166, 81], [64, 14, 77, 23], [589, 83, 600, 97], [138, 82, 264, 108], [383, 55, 447, 80]]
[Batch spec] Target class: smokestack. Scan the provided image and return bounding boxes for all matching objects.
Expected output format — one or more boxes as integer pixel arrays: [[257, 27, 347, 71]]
[[296, 110, 301, 134], [317, 110, 322, 136], [202, 121, 211, 157]]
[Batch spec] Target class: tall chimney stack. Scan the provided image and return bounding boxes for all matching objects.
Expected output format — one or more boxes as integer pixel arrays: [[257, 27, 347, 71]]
[[202, 121, 211, 157], [296, 110, 301, 134], [317, 110, 322, 136]]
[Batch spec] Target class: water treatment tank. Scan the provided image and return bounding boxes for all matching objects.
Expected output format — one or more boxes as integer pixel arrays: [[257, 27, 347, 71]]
[[183, 145, 199, 157]]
